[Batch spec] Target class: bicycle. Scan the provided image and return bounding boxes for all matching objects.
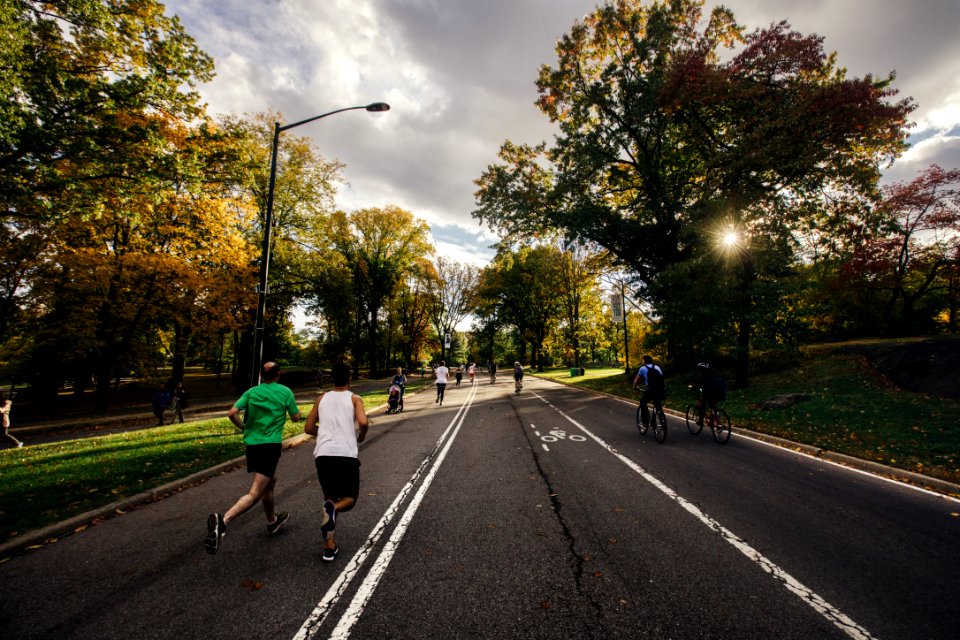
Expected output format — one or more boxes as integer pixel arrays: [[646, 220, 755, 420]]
[[635, 393, 667, 444], [685, 386, 731, 444]]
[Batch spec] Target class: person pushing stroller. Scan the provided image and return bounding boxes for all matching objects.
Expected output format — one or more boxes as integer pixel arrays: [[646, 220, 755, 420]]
[[387, 367, 406, 414]]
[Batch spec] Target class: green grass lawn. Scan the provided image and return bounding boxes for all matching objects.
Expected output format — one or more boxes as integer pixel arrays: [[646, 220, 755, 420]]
[[0, 386, 416, 544], [536, 359, 960, 485]]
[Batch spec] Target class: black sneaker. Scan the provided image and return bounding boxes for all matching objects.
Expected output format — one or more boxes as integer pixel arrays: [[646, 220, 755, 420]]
[[322, 545, 339, 562], [205, 513, 226, 554], [267, 511, 289, 535], [320, 500, 336, 539]]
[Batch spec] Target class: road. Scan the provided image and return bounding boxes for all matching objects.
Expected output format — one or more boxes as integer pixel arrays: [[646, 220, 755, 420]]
[[2, 377, 957, 639]]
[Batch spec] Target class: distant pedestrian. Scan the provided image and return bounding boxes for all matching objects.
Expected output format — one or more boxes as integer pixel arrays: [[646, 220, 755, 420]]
[[152, 384, 171, 426], [205, 362, 302, 555], [1, 391, 23, 448], [434, 360, 449, 406], [468, 362, 476, 384], [172, 381, 189, 424], [304, 362, 370, 562], [455, 365, 463, 387]]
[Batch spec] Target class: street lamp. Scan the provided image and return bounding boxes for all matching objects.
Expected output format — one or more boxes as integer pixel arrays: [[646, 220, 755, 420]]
[[251, 102, 390, 388]]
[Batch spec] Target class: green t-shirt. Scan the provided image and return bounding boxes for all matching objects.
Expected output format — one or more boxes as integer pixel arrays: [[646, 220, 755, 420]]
[[234, 382, 300, 445]]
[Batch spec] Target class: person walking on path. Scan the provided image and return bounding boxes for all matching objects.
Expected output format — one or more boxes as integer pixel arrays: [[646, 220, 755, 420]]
[[152, 383, 171, 426], [434, 360, 449, 406], [468, 362, 476, 385], [304, 362, 370, 562], [205, 362, 302, 555], [1, 391, 23, 448], [454, 365, 463, 387], [172, 381, 189, 424]]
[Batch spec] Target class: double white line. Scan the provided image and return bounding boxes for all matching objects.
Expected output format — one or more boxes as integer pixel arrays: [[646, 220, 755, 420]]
[[293, 382, 478, 640]]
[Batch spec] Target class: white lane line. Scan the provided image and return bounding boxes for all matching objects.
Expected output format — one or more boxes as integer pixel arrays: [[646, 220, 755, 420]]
[[532, 391, 877, 640], [326, 382, 478, 639], [605, 393, 958, 504], [542, 444, 550, 452], [292, 384, 477, 640]]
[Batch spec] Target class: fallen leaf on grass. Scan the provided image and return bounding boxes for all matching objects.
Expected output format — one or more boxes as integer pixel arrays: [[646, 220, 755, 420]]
[[593, 571, 603, 578], [612, 507, 625, 513], [609, 538, 618, 544], [242, 580, 265, 590], [540, 601, 551, 609]]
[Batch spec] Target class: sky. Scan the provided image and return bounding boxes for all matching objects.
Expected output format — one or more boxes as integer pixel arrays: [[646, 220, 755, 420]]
[[163, 0, 960, 267]]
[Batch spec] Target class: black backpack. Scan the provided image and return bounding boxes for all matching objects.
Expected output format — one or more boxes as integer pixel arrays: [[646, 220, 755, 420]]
[[644, 365, 665, 394]]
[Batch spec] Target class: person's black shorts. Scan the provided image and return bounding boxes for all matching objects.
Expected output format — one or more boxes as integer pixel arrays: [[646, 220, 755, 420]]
[[246, 443, 282, 477], [315, 456, 361, 501]]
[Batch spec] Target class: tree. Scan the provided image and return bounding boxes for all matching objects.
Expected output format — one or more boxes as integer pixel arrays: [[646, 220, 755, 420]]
[[842, 165, 960, 335], [329, 206, 433, 374], [479, 245, 566, 371], [224, 111, 346, 384], [427, 256, 480, 362], [1, 0, 213, 222], [474, 0, 914, 385]]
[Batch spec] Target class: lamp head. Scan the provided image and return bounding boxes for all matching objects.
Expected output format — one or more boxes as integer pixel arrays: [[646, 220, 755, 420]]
[[365, 102, 391, 112]]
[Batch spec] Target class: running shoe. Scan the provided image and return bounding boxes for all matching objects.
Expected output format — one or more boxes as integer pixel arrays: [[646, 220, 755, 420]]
[[266, 510, 289, 535], [321, 500, 336, 538], [205, 513, 226, 554], [322, 545, 339, 562]]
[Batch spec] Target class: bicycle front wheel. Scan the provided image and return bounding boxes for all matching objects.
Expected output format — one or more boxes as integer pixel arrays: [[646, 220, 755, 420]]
[[685, 404, 702, 435], [711, 409, 732, 444], [636, 405, 648, 435], [653, 406, 667, 444]]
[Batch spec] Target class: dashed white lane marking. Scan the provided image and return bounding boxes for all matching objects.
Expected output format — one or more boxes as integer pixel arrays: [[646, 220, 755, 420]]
[[532, 391, 877, 640], [542, 444, 550, 452], [292, 383, 478, 640], [325, 382, 478, 639]]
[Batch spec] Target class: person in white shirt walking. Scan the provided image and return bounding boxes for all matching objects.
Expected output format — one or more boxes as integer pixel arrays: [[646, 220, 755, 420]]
[[434, 360, 450, 406], [304, 362, 370, 562]]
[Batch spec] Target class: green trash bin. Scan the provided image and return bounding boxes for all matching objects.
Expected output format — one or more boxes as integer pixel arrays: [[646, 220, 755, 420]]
[[570, 368, 579, 377]]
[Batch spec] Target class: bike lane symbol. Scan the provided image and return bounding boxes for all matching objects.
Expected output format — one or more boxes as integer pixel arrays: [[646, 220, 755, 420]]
[[531, 424, 586, 451]]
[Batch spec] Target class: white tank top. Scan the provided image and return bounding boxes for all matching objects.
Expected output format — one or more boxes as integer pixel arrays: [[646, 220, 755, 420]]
[[312, 390, 359, 458]]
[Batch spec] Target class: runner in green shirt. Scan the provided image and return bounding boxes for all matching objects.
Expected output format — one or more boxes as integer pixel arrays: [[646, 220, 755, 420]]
[[205, 362, 301, 554]]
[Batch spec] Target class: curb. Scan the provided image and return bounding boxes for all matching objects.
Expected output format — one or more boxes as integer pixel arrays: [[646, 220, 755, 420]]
[[539, 375, 960, 500]]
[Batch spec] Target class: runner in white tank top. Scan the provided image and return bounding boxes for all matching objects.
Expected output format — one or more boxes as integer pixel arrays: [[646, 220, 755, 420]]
[[313, 390, 360, 458], [305, 363, 369, 562]]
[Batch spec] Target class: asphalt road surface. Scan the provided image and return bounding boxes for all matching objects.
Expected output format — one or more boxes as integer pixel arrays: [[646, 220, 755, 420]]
[[2, 377, 958, 639]]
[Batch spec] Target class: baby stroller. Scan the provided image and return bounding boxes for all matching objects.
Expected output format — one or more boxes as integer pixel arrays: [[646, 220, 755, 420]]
[[386, 383, 404, 414]]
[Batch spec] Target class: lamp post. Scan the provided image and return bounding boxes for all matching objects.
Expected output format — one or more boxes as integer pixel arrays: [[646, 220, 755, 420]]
[[251, 102, 390, 388]]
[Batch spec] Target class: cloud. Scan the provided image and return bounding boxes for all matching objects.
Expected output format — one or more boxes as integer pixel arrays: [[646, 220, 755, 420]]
[[165, 0, 960, 267]]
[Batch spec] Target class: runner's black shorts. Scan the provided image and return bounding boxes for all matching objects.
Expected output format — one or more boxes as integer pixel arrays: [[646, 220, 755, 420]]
[[246, 443, 282, 477], [315, 456, 361, 501]]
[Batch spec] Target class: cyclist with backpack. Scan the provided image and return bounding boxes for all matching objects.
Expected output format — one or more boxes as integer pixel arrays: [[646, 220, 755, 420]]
[[695, 362, 727, 426], [633, 355, 665, 428]]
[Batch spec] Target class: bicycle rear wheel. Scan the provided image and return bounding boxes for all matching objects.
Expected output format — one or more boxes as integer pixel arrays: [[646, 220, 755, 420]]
[[685, 404, 702, 435], [653, 406, 667, 444], [711, 409, 732, 444], [636, 405, 648, 435]]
